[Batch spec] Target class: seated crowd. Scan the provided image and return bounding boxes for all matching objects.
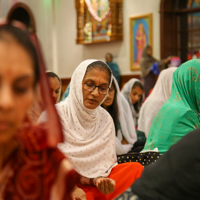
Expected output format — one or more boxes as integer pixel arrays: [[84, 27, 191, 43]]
[[1, 22, 200, 200]]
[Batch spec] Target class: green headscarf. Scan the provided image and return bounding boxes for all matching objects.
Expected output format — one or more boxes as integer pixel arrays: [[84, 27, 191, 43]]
[[143, 59, 200, 154]]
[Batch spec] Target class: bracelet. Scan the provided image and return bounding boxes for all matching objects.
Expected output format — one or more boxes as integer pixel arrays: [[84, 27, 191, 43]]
[[90, 178, 94, 185]]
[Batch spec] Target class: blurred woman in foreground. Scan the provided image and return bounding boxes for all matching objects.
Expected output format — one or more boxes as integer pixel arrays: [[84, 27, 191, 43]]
[[0, 24, 80, 199]]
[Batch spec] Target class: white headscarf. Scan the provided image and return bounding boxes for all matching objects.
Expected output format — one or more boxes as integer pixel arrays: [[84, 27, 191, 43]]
[[138, 67, 177, 137], [121, 78, 143, 125], [111, 78, 137, 155], [56, 59, 117, 178]]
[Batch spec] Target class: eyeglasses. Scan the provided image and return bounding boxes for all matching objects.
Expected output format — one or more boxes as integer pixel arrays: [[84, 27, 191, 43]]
[[83, 82, 109, 95]]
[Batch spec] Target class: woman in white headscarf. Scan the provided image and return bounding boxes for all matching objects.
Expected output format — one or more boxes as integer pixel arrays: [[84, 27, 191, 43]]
[[121, 79, 144, 126], [39, 60, 143, 199], [138, 67, 177, 138], [101, 77, 138, 155]]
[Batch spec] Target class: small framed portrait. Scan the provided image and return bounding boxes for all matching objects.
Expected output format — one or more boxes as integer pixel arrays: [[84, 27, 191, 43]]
[[130, 13, 153, 70]]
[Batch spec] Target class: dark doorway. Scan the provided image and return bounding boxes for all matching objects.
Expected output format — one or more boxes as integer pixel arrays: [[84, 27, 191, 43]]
[[160, 0, 200, 62]]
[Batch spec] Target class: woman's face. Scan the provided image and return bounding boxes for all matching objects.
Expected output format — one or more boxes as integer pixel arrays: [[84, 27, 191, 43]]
[[138, 23, 144, 31], [147, 47, 152, 56], [0, 40, 35, 144], [102, 83, 115, 108], [82, 67, 110, 109], [130, 86, 143, 105], [48, 76, 61, 103], [106, 54, 112, 63]]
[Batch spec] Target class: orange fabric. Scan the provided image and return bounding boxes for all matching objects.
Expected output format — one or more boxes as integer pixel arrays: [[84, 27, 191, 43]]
[[77, 162, 143, 200]]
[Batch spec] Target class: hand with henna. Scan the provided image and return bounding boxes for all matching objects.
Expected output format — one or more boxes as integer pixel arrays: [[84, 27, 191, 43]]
[[80, 175, 116, 195], [95, 177, 116, 195], [71, 186, 87, 200]]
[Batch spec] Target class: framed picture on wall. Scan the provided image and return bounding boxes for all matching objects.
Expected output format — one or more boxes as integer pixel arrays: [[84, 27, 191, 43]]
[[130, 13, 153, 70]]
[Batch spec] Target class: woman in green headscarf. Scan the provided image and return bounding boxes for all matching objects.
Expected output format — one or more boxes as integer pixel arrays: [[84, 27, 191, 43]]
[[143, 59, 200, 155]]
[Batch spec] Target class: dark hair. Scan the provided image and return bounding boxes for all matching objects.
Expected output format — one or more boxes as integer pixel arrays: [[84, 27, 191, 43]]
[[146, 45, 152, 49], [105, 53, 113, 61], [46, 71, 61, 85], [132, 81, 144, 113], [8, 8, 31, 30], [0, 24, 39, 86], [86, 61, 112, 83], [101, 81, 119, 135]]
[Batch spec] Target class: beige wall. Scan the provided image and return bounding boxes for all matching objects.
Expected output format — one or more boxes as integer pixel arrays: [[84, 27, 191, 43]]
[[0, 0, 54, 71], [0, 0, 161, 78]]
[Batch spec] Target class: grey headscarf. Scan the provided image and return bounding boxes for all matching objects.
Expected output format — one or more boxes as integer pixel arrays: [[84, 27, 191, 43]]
[[140, 45, 165, 77]]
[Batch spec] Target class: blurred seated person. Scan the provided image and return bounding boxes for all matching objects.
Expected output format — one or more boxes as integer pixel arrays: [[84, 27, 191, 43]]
[[137, 67, 177, 138], [27, 71, 62, 124], [115, 128, 200, 200], [121, 79, 144, 127], [106, 53, 121, 85], [143, 59, 200, 155], [101, 77, 139, 155], [46, 71, 62, 103], [62, 82, 70, 101], [140, 45, 171, 97]]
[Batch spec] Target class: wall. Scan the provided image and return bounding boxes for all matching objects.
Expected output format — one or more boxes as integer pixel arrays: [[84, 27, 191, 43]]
[[55, 0, 161, 78], [0, 0, 161, 78], [0, 0, 54, 71]]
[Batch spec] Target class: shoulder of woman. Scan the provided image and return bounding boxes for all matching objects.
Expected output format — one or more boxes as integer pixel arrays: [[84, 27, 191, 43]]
[[179, 109, 200, 125], [18, 124, 55, 151], [99, 106, 112, 119]]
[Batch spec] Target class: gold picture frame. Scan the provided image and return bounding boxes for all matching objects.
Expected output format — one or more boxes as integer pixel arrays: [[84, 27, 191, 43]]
[[75, 0, 123, 44], [130, 13, 153, 70]]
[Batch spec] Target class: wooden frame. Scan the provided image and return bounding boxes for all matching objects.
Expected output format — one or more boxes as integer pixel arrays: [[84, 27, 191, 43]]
[[130, 13, 153, 70]]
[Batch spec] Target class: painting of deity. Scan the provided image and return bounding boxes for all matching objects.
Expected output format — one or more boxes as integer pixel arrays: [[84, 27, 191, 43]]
[[130, 14, 152, 70], [84, 0, 111, 43]]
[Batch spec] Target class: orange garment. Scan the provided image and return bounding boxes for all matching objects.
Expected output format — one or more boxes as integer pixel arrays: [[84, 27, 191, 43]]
[[77, 162, 143, 200]]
